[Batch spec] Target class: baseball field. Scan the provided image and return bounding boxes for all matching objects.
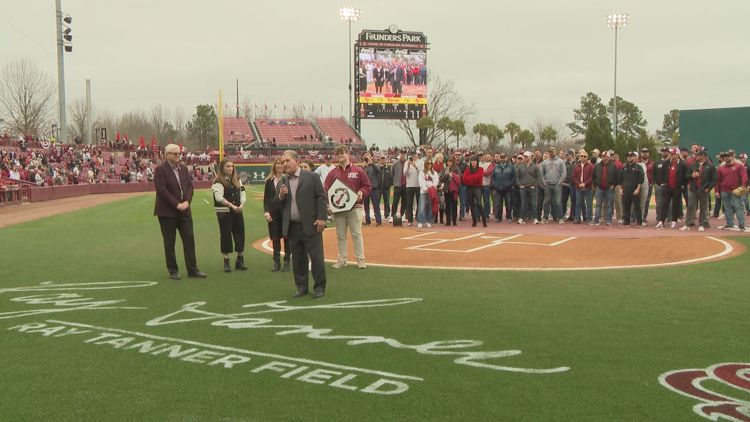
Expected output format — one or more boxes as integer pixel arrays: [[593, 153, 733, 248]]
[[1, 186, 748, 421]]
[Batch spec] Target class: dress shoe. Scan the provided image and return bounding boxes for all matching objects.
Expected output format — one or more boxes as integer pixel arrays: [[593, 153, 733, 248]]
[[168, 272, 181, 280], [312, 290, 325, 299], [223, 258, 232, 273], [281, 260, 290, 272], [188, 271, 207, 278], [271, 259, 281, 272], [235, 256, 247, 270], [292, 290, 308, 298]]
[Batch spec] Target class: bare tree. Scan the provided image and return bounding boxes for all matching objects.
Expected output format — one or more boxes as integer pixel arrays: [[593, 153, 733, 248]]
[[172, 106, 187, 141], [392, 75, 474, 147], [530, 116, 570, 150], [95, 108, 116, 142], [150, 104, 169, 144], [0, 59, 55, 136], [118, 110, 151, 141], [67, 98, 98, 143]]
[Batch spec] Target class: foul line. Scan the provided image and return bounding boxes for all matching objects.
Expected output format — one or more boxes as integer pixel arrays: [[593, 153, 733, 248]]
[[260, 236, 735, 272], [47, 319, 423, 382]]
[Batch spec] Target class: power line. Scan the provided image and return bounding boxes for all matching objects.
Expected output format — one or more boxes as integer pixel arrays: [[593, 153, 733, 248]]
[[0, 12, 86, 79]]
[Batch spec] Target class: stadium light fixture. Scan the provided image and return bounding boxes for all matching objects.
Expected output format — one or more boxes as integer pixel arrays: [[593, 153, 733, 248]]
[[339, 7, 361, 22], [339, 7, 361, 125], [63, 15, 72, 24], [605, 13, 629, 142]]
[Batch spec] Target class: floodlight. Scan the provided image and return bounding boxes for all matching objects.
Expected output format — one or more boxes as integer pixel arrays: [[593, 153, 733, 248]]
[[339, 7, 361, 22]]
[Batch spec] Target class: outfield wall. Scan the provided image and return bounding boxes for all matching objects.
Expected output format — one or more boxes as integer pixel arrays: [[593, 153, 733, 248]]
[[28, 181, 213, 202], [680, 106, 750, 153]]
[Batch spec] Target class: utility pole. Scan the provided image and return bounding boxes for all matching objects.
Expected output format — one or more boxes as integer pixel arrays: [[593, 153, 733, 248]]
[[86, 79, 92, 144], [55, 0, 68, 143]]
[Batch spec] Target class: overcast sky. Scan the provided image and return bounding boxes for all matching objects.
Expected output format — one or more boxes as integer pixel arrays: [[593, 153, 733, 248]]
[[2, 0, 749, 147]]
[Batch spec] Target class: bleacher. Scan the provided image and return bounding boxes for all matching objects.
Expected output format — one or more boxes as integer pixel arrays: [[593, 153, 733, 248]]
[[254, 119, 319, 146], [315, 117, 362, 144], [223, 118, 255, 143]]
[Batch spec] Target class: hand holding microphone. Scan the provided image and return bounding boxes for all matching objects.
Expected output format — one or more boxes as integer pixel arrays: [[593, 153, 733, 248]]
[[279, 174, 289, 199]]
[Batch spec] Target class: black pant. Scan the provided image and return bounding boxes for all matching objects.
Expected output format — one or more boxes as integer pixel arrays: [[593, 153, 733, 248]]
[[444, 191, 458, 225], [391, 186, 405, 217], [272, 238, 290, 263], [536, 188, 544, 220], [494, 188, 512, 221], [562, 185, 576, 218], [660, 185, 683, 223], [467, 186, 486, 225], [512, 186, 522, 220], [621, 187, 642, 225], [217, 211, 245, 254], [158, 216, 198, 274], [404, 187, 419, 223], [379, 187, 391, 218], [288, 222, 326, 294]]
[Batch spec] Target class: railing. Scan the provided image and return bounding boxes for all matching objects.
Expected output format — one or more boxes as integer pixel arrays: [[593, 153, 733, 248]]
[[24, 180, 214, 203], [0, 177, 33, 206]]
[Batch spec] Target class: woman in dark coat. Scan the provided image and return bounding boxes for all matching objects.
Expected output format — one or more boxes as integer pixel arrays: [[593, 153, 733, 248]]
[[263, 157, 290, 272]]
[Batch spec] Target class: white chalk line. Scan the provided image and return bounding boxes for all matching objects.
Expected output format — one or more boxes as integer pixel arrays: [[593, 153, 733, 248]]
[[47, 319, 423, 381], [260, 236, 735, 271], [401, 233, 573, 253]]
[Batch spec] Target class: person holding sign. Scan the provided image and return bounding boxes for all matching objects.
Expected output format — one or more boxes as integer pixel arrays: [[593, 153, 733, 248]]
[[324, 145, 372, 269], [276, 150, 328, 298]]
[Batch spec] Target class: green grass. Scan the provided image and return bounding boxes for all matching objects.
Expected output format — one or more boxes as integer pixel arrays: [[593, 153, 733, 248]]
[[0, 187, 748, 421]]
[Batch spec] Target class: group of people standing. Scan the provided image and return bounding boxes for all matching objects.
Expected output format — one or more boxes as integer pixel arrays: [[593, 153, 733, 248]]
[[362, 144, 749, 233], [152, 141, 749, 296], [154, 143, 373, 299]]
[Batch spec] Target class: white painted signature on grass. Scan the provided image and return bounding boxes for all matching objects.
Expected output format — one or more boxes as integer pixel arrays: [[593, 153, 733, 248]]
[[0, 281, 155, 319], [147, 300, 570, 375]]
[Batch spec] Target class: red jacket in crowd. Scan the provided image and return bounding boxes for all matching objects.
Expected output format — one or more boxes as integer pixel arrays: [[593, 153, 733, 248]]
[[462, 166, 484, 187], [572, 161, 594, 189], [716, 162, 748, 193]]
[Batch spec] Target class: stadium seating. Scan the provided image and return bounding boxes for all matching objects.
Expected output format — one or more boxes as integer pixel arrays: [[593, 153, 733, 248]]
[[223, 118, 254, 143], [254, 119, 319, 146], [315, 117, 362, 144]]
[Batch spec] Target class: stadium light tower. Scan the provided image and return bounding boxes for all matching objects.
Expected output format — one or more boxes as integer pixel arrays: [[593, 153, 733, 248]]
[[605, 13, 629, 143], [55, 0, 73, 144], [340, 7, 361, 125]]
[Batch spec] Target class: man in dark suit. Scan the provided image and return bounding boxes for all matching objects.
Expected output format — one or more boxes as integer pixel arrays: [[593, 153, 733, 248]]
[[373, 65, 385, 93], [276, 150, 328, 298], [154, 143, 206, 280]]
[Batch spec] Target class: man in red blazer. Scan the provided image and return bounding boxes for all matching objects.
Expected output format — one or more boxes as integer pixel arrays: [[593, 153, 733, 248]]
[[154, 144, 206, 280]]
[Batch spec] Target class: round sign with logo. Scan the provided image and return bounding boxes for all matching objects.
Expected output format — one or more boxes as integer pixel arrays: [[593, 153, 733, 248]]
[[328, 179, 357, 213]]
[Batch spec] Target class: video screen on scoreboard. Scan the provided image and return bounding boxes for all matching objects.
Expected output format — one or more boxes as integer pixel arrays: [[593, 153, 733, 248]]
[[356, 48, 427, 120]]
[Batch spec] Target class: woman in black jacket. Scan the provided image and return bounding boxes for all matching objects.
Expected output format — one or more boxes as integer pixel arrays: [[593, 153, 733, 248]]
[[263, 157, 290, 272], [212, 159, 247, 272]]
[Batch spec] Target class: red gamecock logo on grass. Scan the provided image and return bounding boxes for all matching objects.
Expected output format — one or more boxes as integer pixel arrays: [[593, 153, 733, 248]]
[[659, 363, 750, 421]]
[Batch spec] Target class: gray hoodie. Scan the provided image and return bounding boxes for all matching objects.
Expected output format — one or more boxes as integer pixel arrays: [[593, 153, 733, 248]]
[[541, 156, 567, 185]]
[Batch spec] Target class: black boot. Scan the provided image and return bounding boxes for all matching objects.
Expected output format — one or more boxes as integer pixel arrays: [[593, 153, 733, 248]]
[[223, 258, 232, 273], [235, 255, 247, 270], [271, 258, 281, 272], [281, 259, 290, 272]]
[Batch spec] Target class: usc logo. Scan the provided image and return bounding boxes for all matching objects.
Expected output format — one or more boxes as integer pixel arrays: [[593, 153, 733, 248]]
[[660, 363, 750, 421]]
